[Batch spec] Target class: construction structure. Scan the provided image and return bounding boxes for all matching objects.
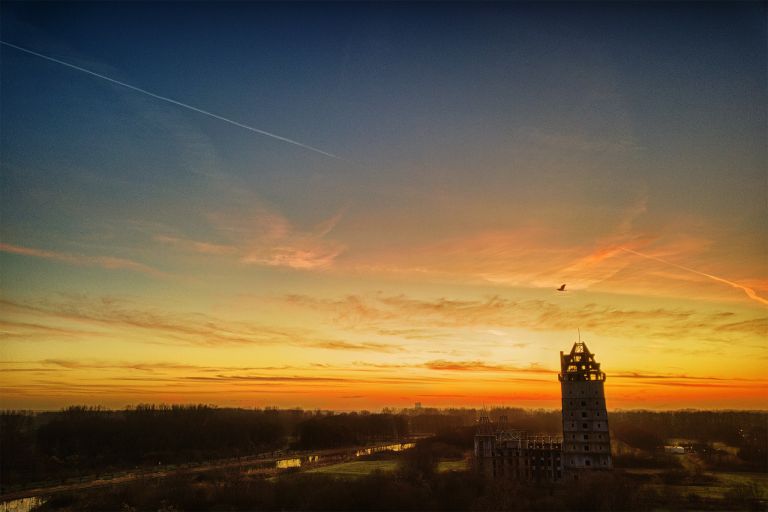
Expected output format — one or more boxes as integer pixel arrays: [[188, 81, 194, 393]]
[[474, 340, 611, 481], [474, 414, 563, 481], [559, 340, 612, 476]]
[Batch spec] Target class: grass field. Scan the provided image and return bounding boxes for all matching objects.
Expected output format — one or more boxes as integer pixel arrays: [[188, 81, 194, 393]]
[[305, 460, 398, 476], [624, 469, 768, 500], [304, 459, 469, 477], [437, 460, 469, 472]]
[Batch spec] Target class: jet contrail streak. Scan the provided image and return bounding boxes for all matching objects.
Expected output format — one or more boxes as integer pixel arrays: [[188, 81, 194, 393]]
[[620, 247, 768, 307], [0, 41, 342, 160]]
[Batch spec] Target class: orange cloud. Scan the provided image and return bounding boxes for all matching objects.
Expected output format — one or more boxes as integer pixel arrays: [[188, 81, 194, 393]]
[[423, 360, 553, 374], [154, 205, 347, 270]]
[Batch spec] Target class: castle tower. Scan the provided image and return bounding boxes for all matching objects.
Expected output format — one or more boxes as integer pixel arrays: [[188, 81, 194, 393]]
[[558, 341, 612, 478]]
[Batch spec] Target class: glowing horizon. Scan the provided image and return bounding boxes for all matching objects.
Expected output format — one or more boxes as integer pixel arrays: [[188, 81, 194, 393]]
[[1, 3, 766, 411]]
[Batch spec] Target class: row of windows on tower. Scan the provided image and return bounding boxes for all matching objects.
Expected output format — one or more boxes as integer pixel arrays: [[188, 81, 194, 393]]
[[565, 389, 601, 396], [568, 444, 607, 452], [568, 410, 602, 418], [568, 422, 604, 429], [568, 400, 602, 407], [569, 459, 608, 467], [570, 433, 604, 441]]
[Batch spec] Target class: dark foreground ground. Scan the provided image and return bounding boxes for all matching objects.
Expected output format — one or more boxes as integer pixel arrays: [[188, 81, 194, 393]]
[[29, 443, 768, 511], [3, 407, 766, 511]]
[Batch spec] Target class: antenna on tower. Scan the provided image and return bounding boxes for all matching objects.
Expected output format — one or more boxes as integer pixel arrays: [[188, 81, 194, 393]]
[[578, 328, 581, 343]]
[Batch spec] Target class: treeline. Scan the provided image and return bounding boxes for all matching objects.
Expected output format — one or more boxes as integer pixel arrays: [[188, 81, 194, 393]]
[[0, 406, 407, 488], [294, 413, 407, 449], [609, 410, 767, 471]]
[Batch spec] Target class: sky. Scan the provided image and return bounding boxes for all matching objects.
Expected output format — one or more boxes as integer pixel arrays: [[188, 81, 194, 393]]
[[1, 2, 766, 411]]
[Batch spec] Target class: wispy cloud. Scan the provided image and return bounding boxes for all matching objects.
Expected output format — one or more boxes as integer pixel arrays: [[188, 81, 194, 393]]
[[620, 247, 768, 307], [310, 340, 402, 352], [0, 320, 103, 340], [423, 360, 552, 373], [281, 293, 767, 343], [0, 242, 165, 277], [152, 235, 236, 255], [0, 296, 401, 352], [218, 206, 346, 269], [153, 205, 346, 270]]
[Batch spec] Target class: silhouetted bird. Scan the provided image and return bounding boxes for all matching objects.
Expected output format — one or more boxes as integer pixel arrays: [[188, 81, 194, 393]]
[[557, 284, 566, 291]]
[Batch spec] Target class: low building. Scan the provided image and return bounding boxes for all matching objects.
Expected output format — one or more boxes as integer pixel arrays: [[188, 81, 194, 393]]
[[474, 416, 563, 481]]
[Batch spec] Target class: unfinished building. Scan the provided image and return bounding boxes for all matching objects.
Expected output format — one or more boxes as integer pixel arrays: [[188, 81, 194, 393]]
[[474, 341, 612, 482]]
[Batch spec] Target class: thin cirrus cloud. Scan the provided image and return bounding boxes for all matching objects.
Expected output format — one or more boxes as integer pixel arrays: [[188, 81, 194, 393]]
[[0, 296, 402, 353], [0, 242, 165, 277], [345, 193, 765, 306], [153, 205, 346, 270], [422, 360, 552, 373], [619, 247, 768, 307], [280, 293, 766, 342]]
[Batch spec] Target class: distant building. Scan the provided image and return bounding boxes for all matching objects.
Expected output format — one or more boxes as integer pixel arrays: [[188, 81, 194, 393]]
[[474, 340, 612, 482]]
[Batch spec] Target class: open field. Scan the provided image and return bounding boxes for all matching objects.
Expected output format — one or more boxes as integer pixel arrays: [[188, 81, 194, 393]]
[[305, 460, 398, 476], [304, 459, 469, 477], [623, 469, 768, 500]]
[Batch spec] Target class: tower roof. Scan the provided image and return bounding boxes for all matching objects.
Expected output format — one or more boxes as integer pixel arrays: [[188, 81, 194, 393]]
[[558, 341, 606, 382]]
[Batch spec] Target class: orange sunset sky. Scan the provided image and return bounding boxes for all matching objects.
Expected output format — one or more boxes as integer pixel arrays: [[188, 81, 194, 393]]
[[1, 3, 766, 411]]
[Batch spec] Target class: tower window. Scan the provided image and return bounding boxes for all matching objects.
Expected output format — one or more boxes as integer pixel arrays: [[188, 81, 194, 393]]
[[582, 423, 588, 429], [585, 459, 591, 466], [581, 411, 587, 418], [584, 446, 589, 451], [580, 400, 586, 406], [584, 434, 589, 440]]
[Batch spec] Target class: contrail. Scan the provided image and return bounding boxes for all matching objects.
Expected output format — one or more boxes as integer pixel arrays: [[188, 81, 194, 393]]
[[620, 247, 768, 307], [0, 41, 342, 160]]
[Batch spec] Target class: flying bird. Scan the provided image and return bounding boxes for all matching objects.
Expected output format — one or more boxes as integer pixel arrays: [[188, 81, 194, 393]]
[[557, 284, 566, 291]]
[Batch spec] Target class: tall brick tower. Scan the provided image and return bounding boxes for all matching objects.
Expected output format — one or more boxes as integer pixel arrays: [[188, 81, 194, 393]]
[[558, 341, 612, 478]]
